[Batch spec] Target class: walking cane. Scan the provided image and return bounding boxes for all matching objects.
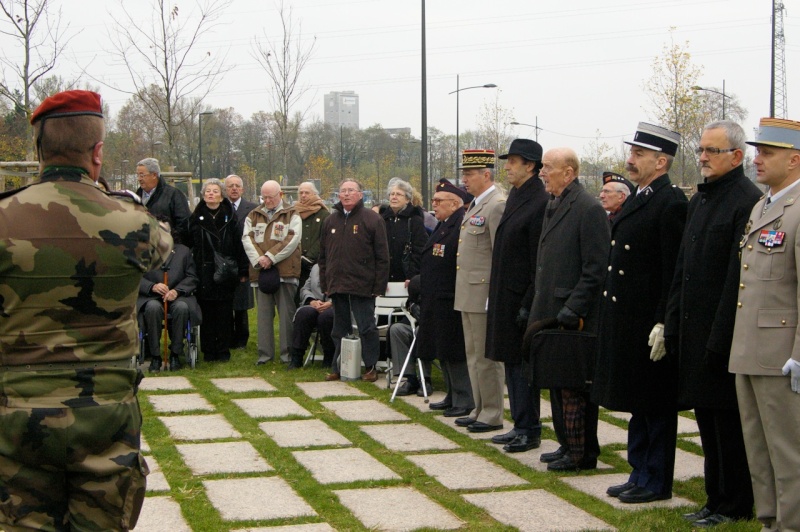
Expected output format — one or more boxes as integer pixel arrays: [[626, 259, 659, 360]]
[[161, 264, 170, 371]]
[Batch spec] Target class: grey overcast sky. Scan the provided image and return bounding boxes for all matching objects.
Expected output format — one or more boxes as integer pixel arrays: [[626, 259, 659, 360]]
[[11, 0, 799, 157]]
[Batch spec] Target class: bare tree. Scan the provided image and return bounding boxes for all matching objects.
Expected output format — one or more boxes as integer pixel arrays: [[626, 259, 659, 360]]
[[476, 91, 514, 181], [253, 0, 316, 184], [107, 0, 232, 164]]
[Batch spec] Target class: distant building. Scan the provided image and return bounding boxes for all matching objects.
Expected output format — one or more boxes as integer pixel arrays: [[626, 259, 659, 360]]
[[383, 128, 412, 138], [324, 91, 359, 129]]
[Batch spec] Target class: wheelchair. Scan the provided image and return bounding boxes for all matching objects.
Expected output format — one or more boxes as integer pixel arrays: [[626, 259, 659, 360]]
[[137, 310, 200, 370]]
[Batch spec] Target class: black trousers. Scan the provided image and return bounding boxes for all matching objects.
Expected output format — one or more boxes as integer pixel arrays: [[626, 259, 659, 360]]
[[695, 406, 754, 519], [292, 305, 335, 363], [627, 411, 677, 497], [505, 362, 541, 437], [231, 309, 249, 348], [199, 299, 233, 362]]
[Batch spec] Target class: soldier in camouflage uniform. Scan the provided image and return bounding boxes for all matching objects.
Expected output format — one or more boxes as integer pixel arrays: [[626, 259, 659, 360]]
[[0, 90, 172, 531]]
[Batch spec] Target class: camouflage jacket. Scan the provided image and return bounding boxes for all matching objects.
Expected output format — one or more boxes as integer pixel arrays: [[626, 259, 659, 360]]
[[0, 167, 172, 407]]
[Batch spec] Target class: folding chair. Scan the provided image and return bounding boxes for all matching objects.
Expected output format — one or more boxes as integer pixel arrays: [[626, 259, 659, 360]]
[[375, 282, 408, 377], [303, 329, 321, 367], [389, 310, 429, 403]]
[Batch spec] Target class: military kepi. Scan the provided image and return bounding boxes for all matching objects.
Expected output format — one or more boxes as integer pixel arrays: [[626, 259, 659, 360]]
[[624, 122, 680, 156], [747, 117, 800, 149], [31, 90, 103, 124], [435, 178, 470, 202], [459, 149, 495, 169], [499, 139, 543, 162]]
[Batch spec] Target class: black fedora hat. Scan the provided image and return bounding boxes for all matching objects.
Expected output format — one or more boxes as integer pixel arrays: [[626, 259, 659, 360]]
[[498, 138, 543, 162]]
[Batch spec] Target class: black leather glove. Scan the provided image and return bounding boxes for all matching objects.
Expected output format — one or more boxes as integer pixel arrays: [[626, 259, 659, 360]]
[[556, 306, 581, 330], [705, 349, 728, 372], [515, 307, 530, 330], [409, 302, 421, 322]]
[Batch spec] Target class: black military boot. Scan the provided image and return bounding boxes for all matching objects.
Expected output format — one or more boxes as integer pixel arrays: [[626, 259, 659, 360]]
[[288, 348, 304, 370]]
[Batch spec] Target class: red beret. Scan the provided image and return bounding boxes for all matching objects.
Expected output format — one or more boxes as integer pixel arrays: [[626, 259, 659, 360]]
[[30, 90, 103, 125]]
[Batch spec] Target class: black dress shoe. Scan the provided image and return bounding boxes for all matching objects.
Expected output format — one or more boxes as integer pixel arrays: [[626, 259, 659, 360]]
[[148, 357, 161, 373], [539, 447, 566, 463], [618, 486, 671, 504], [504, 434, 541, 453], [467, 421, 503, 433], [547, 455, 580, 471], [606, 481, 636, 497], [429, 399, 452, 410], [443, 407, 471, 417], [416, 380, 433, 397], [491, 429, 517, 444], [454, 417, 476, 427], [694, 514, 733, 528], [169, 354, 182, 371], [683, 507, 712, 522], [394, 379, 418, 396]]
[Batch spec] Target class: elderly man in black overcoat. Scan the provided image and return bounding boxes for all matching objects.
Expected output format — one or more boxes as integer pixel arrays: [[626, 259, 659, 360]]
[[485, 139, 549, 453], [528, 147, 609, 471], [417, 180, 474, 416], [665, 121, 758, 526], [226, 174, 259, 349], [593, 122, 688, 504]]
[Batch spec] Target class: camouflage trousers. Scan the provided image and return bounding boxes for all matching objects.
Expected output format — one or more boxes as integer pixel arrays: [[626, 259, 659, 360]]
[[0, 397, 148, 531]]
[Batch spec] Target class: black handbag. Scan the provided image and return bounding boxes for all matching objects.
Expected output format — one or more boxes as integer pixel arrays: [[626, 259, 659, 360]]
[[205, 231, 238, 286], [526, 329, 597, 389], [401, 219, 413, 278]]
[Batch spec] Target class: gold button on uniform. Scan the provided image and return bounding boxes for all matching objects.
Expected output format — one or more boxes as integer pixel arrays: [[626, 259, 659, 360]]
[[743, 264, 749, 270], [456, 266, 460, 270], [747, 245, 753, 250], [737, 302, 742, 308], [739, 283, 745, 289], [782, 319, 787, 325]]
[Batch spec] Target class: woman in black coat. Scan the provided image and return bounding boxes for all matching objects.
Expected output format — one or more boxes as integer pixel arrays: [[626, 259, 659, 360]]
[[189, 178, 248, 362], [380, 179, 428, 283]]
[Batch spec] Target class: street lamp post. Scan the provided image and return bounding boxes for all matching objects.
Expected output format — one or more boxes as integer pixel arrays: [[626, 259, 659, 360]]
[[510, 119, 542, 142], [691, 80, 730, 119], [448, 75, 497, 184], [198, 112, 213, 181]]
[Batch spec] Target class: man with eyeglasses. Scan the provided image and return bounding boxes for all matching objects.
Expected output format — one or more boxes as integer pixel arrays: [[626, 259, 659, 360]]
[[243, 180, 303, 367], [318, 180, 390, 381], [663, 121, 759, 526], [730, 117, 800, 532], [599, 171, 634, 223], [135, 157, 191, 244], [226, 175, 258, 349], [593, 122, 688, 504]]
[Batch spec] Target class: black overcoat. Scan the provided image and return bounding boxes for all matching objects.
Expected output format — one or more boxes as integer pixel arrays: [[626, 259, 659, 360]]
[[188, 198, 248, 301], [137, 243, 203, 325], [232, 198, 258, 312], [416, 208, 466, 363], [593, 173, 688, 413], [137, 177, 192, 245], [381, 203, 428, 282], [530, 180, 610, 334], [486, 177, 549, 364], [665, 166, 762, 410]]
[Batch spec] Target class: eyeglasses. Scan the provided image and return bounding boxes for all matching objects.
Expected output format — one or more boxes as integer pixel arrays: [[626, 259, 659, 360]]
[[226, 184, 242, 188], [339, 188, 360, 195], [695, 147, 737, 156], [136, 173, 152, 178], [431, 198, 453, 205], [262, 192, 281, 200]]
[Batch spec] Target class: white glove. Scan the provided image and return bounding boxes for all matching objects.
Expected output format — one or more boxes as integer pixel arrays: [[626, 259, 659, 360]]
[[648, 323, 666, 361], [781, 358, 800, 393]]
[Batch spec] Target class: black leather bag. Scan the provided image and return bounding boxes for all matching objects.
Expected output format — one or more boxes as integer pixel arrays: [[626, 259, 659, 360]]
[[205, 231, 238, 286], [526, 329, 597, 389]]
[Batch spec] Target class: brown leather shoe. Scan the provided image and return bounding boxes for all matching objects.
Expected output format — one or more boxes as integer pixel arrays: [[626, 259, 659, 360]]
[[362, 367, 378, 382], [325, 373, 340, 381]]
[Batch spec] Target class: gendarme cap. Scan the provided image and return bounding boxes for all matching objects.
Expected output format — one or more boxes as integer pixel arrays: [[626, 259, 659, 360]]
[[624, 122, 680, 157]]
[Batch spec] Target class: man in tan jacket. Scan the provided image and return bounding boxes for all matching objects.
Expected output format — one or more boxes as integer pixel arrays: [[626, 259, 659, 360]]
[[730, 117, 800, 532]]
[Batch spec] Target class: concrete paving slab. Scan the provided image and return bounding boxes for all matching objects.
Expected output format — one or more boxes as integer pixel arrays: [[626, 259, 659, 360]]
[[176, 441, 273, 475], [464, 489, 615, 531], [135, 496, 191, 532], [292, 448, 401, 484], [140, 435, 150, 453], [148, 393, 214, 413], [502, 439, 613, 473], [597, 419, 630, 445], [210, 377, 277, 393], [143, 455, 170, 492], [159, 414, 241, 441], [395, 390, 448, 412], [335, 487, 463, 531], [139, 376, 194, 391], [407, 452, 527, 490], [235, 525, 335, 532], [615, 447, 704, 481], [603, 410, 631, 423], [233, 397, 312, 418], [677, 415, 699, 434], [540, 398, 552, 420], [259, 419, 352, 448], [320, 399, 410, 422], [359, 423, 460, 452], [204, 477, 316, 521], [562, 472, 695, 510], [296, 381, 368, 399]]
